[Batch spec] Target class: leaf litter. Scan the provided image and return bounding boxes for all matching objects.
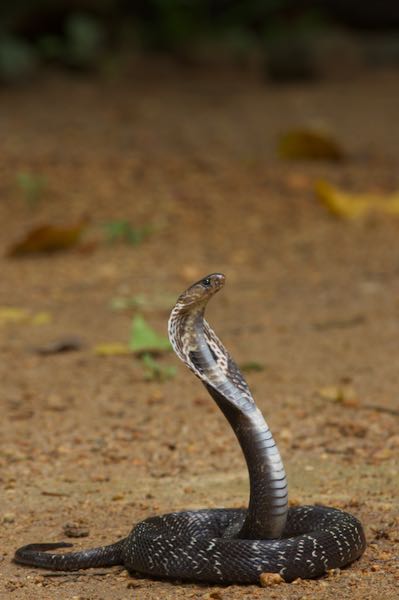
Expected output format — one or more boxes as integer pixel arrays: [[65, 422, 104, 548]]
[[6, 219, 88, 256], [0, 307, 52, 326], [315, 180, 399, 219], [277, 128, 345, 161], [103, 220, 152, 246]]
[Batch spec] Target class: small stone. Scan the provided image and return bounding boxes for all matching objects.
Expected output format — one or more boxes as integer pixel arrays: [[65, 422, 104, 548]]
[[111, 493, 125, 501], [45, 394, 67, 411], [279, 428, 293, 442], [203, 592, 223, 600], [2, 512, 15, 523], [259, 572, 284, 586], [62, 522, 89, 538], [126, 580, 141, 588]]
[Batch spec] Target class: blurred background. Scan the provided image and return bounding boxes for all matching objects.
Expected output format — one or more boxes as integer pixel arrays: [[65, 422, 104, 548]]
[[1, 1, 399, 82], [1, 3, 399, 599]]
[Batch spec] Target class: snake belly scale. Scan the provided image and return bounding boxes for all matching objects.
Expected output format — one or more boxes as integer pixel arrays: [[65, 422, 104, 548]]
[[14, 273, 366, 583]]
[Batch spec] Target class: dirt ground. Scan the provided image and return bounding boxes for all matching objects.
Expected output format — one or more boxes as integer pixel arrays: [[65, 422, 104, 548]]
[[0, 62, 398, 600]]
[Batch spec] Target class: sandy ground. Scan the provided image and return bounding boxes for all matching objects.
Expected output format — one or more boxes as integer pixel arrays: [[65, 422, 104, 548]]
[[0, 63, 398, 599]]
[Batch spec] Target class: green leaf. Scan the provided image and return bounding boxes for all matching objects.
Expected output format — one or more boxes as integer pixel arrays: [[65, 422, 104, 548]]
[[16, 172, 47, 208], [240, 361, 264, 373], [128, 315, 171, 353], [103, 220, 151, 246], [141, 353, 176, 381]]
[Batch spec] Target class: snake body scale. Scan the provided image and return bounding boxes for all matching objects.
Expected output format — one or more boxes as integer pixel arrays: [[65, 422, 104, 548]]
[[14, 273, 366, 583]]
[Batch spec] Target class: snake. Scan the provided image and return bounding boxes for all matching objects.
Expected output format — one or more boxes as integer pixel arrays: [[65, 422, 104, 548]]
[[14, 273, 366, 583]]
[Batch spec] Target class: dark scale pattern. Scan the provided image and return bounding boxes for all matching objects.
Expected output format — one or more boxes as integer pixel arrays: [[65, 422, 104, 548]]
[[15, 507, 365, 583], [122, 505, 365, 583]]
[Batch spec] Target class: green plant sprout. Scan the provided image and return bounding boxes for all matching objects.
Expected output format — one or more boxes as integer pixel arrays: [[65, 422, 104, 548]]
[[128, 315, 171, 353], [128, 315, 174, 381], [16, 172, 47, 208], [141, 353, 176, 381], [103, 220, 152, 246]]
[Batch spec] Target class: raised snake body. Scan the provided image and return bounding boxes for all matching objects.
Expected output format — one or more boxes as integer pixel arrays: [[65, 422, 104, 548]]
[[14, 273, 366, 583]]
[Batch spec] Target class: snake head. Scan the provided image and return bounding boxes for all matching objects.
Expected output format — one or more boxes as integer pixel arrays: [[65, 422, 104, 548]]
[[174, 273, 225, 310]]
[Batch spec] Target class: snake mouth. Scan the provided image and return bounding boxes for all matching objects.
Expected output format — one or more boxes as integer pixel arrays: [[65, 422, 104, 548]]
[[200, 272, 225, 291]]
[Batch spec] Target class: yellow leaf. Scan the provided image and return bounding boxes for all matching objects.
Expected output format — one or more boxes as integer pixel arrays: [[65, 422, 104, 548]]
[[93, 343, 131, 356], [318, 385, 359, 407], [315, 180, 399, 219], [31, 312, 52, 325], [0, 307, 29, 324], [277, 129, 344, 161], [0, 307, 52, 326]]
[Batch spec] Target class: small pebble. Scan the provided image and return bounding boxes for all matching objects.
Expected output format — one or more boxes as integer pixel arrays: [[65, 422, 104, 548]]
[[259, 572, 284, 586], [2, 513, 15, 524], [63, 522, 89, 538], [126, 580, 142, 588], [45, 394, 67, 411]]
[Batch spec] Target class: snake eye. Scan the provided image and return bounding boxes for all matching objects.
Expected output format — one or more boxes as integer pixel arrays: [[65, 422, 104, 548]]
[[202, 277, 211, 288]]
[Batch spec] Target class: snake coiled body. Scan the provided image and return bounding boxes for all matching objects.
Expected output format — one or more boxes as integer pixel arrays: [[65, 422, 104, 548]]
[[14, 274, 366, 583]]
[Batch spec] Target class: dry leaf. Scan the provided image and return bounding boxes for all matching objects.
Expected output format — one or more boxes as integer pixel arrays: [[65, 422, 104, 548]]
[[0, 307, 29, 324], [7, 219, 87, 256], [94, 343, 131, 356], [315, 180, 399, 219], [0, 307, 52, 326], [30, 311, 52, 325], [277, 129, 344, 161], [318, 385, 359, 407]]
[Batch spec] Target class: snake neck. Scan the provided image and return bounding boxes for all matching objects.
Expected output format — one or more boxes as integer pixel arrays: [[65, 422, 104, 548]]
[[206, 385, 288, 539], [168, 302, 288, 539]]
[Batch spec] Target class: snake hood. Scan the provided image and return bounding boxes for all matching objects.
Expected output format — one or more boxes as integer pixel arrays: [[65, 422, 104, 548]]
[[168, 273, 256, 413]]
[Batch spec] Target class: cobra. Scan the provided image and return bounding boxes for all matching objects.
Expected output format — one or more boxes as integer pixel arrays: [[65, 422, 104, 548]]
[[14, 273, 366, 583]]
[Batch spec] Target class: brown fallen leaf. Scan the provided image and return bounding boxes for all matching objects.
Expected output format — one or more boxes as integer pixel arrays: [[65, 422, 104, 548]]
[[277, 129, 345, 161], [315, 180, 399, 219], [7, 219, 88, 257]]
